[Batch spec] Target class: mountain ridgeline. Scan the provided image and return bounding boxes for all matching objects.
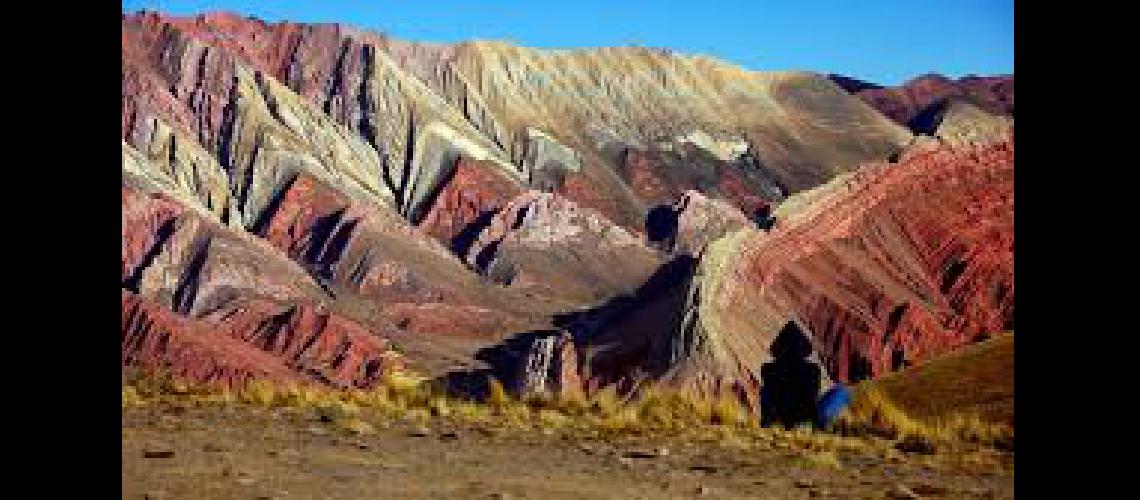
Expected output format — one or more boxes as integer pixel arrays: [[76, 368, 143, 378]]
[[121, 10, 1014, 407]]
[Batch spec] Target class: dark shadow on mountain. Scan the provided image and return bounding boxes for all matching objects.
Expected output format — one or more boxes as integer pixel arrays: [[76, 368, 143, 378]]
[[645, 204, 678, 251], [760, 320, 822, 429], [433, 329, 560, 400], [249, 171, 301, 235], [433, 255, 699, 400], [450, 209, 499, 258], [906, 98, 951, 135], [123, 218, 177, 292], [826, 74, 884, 94]]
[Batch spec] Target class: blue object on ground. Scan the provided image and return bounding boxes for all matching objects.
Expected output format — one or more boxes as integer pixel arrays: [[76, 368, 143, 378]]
[[816, 383, 852, 428]]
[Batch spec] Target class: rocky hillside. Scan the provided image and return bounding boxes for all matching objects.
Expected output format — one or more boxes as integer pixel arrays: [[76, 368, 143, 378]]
[[502, 138, 1013, 405], [121, 10, 1012, 403], [829, 73, 1013, 135]]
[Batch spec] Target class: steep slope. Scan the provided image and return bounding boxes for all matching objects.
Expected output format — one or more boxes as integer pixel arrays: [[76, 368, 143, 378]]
[[460, 190, 662, 303], [830, 73, 1014, 132], [121, 186, 404, 388], [123, 10, 1014, 397], [123, 10, 911, 232], [502, 137, 1013, 402]]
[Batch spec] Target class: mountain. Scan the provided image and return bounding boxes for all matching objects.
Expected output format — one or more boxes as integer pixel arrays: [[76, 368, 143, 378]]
[[502, 137, 1013, 402], [829, 73, 1014, 135], [121, 10, 1012, 403]]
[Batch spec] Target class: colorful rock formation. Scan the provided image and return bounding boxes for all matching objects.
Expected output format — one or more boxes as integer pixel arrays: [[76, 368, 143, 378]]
[[121, 9, 1013, 399], [507, 138, 1013, 402]]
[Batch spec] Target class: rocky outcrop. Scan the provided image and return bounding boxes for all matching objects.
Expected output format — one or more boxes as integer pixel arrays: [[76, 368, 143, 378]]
[[618, 141, 784, 216], [460, 191, 661, 303], [416, 156, 524, 248], [671, 191, 757, 256], [504, 138, 1013, 400], [252, 170, 539, 337], [122, 291, 303, 387], [122, 290, 403, 389], [920, 99, 1014, 146], [708, 138, 1014, 383], [123, 185, 406, 388]]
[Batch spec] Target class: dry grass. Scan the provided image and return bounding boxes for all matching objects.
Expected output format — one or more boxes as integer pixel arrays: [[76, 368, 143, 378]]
[[835, 384, 1013, 452], [122, 364, 1011, 454]]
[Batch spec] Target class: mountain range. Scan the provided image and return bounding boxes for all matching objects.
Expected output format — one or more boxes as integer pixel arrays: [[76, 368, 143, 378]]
[[121, 10, 1014, 404]]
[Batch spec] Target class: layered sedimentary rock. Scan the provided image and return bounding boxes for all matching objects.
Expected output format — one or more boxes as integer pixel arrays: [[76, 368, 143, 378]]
[[253, 170, 535, 338], [123, 11, 911, 233], [509, 138, 1013, 401], [122, 185, 406, 387], [670, 191, 757, 256], [830, 73, 1014, 132], [461, 191, 661, 303], [122, 9, 1012, 397], [416, 156, 524, 248]]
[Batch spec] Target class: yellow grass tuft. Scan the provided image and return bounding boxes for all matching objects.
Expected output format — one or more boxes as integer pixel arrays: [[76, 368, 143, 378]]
[[123, 365, 1011, 453]]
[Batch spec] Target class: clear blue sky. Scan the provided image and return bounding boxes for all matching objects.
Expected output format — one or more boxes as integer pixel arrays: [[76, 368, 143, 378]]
[[121, 0, 1013, 86]]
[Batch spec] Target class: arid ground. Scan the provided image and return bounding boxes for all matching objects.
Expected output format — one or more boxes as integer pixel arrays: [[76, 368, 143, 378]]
[[123, 402, 1012, 499]]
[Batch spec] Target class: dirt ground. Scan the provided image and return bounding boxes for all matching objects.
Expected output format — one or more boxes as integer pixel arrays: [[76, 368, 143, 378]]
[[122, 402, 1013, 499]]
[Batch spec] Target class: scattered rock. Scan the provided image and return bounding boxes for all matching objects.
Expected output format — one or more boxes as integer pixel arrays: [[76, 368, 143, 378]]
[[887, 484, 921, 499], [142, 448, 174, 459], [689, 465, 718, 474], [655, 447, 670, 457], [202, 444, 227, 453], [353, 441, 371, 450], [489, 493, 512, 500], [236, 477, 257, 487], [912, 483, 949, 496], [809, 489, 829, 498], [697, 485, 712, 495], [795, 479, 816, 488], [623, 449, 661, 459], [440, 430, 459, 440], [617, 456, 634, 467], [895, 436, 937, 454], [409, 426, 432, 437], [142, 491, 165, 500]]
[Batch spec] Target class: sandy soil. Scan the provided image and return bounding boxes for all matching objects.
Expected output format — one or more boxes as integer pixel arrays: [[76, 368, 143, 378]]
[[122, 403, 1012, 499]]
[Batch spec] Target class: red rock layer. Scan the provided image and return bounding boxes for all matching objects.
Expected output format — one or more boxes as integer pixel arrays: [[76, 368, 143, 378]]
[[122, 291, 301, 387], [121, 187, 183, 283], [416, 156, 523, 246], [123, 291, 403, 389], [254, 171, 536, 338], [729, 138, 1014, 382]]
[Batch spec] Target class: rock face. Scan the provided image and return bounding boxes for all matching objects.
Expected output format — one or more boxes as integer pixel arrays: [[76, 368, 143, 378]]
[[121, 9, 1012, 397], [121, 185, 405, 388], [919, 99, 1014, 146], [417, 156, 524, 248], [830, 73, 1014, 133], [461, 191, 662, 303], [123, 10, 910, 232], [505, 138, 1013, 401]]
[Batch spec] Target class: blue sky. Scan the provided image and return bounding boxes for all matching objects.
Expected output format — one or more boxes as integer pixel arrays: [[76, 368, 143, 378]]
[[121, 1, 1013, 86]]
